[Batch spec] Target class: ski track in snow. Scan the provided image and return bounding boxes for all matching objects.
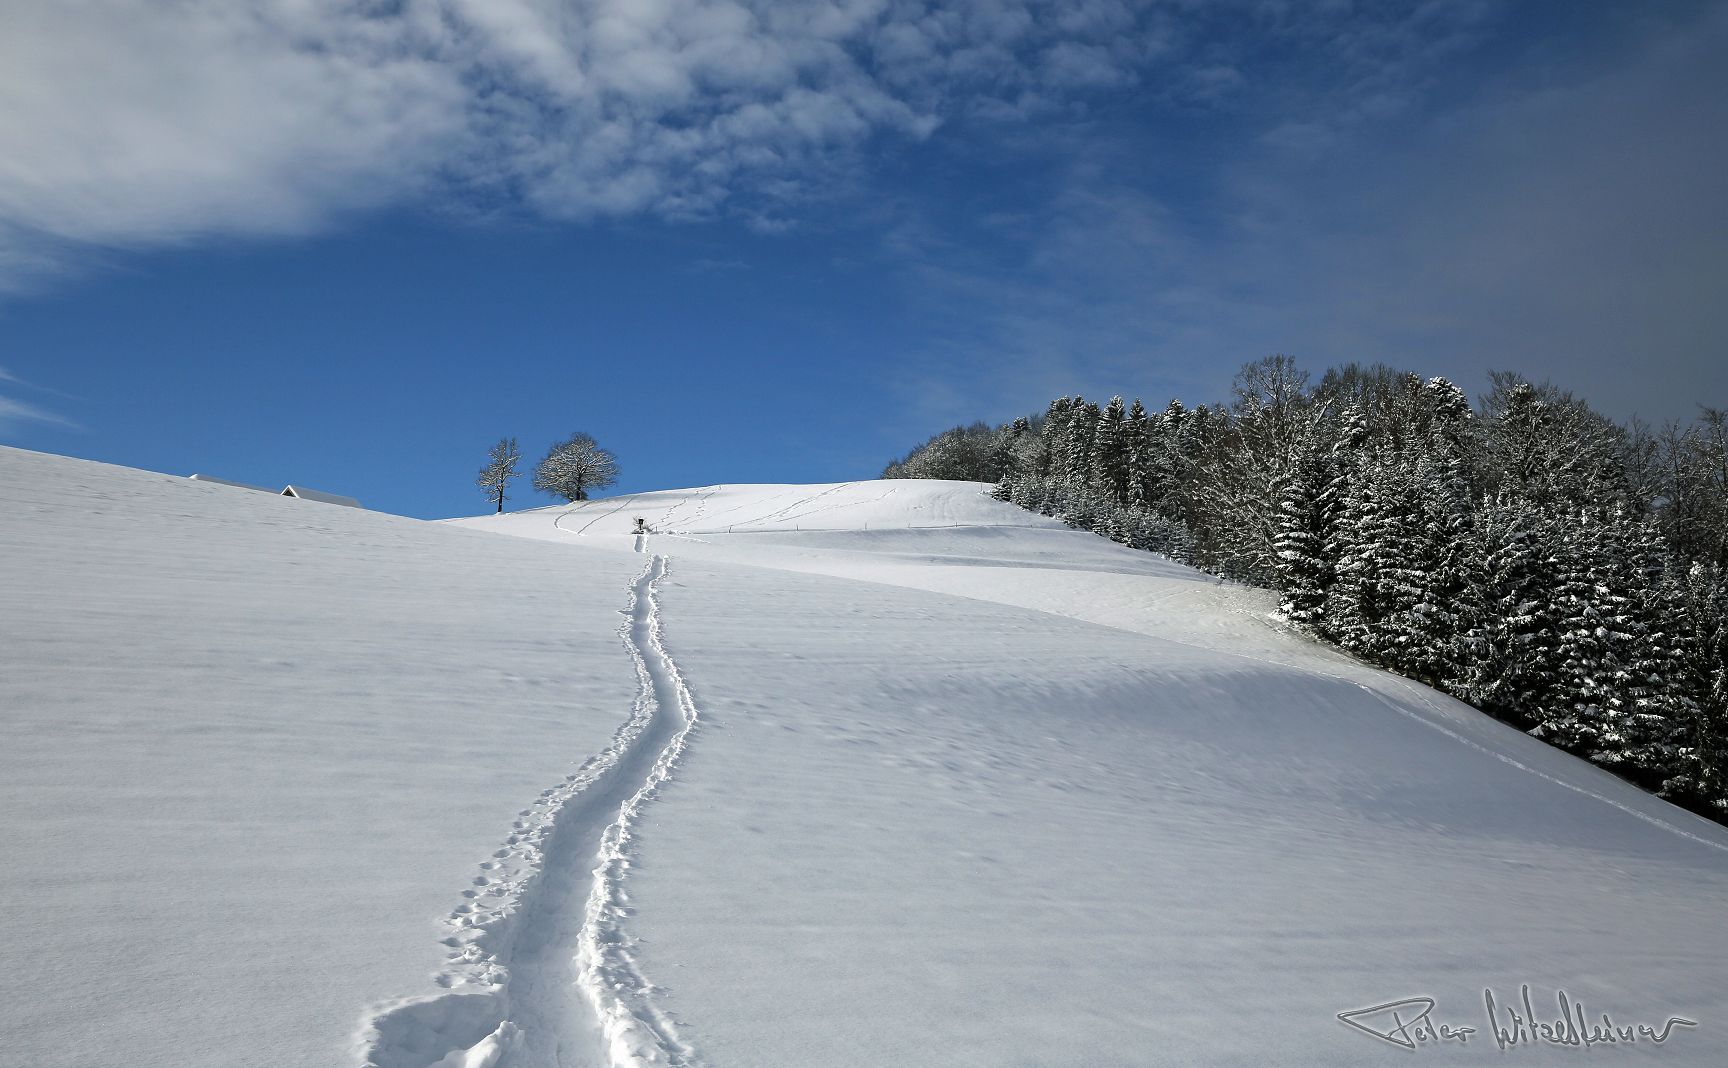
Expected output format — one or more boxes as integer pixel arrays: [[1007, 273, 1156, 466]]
[[1351, 676, 1728, 853], [357, 537, 703, 1068], [1020, 582, 1728, 858], [740, 482, 854, 528], [1178, 602, 1728, 855], [682, 484, 833, 530], [550, 499, 602, 537], [772, 484, 898, 527], [650, 485, 720, 534], [570, 494, 646, 535]]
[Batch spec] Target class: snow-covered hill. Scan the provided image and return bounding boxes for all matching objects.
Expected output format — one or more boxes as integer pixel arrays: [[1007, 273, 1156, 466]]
[[5, 450, 1726, 1067]]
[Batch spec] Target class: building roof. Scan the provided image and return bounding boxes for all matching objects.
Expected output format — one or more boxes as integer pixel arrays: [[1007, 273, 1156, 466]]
[[281, 486, 361, 508], [188, 474, 273, 493]]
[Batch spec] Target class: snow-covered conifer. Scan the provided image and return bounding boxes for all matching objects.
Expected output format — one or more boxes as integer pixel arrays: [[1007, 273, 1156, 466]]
[[1463, 495, 1564, 723], [1061, 398, 1099, 487], [1124, 399, 1152, 509], [1670, 564, 1728, 809], [886, 360, 1728, 825], [1093, 396, 1130, 505], [1271, 423, 1336, 632], [1038, 397, 1074, 481]]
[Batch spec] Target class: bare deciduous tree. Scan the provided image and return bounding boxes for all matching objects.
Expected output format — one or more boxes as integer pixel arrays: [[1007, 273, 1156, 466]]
[[476, 437, 521, 514], [534, 432, 619, 502]]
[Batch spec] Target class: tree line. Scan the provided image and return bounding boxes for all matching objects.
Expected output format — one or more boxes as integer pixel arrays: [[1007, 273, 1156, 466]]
[[476, 432, 619, 512], [885, 356, 1728, 820]]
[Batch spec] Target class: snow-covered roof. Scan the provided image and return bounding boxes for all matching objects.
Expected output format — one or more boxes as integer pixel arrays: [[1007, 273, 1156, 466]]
[[281, 485, 361, 508], [188, 473, 272, 493]]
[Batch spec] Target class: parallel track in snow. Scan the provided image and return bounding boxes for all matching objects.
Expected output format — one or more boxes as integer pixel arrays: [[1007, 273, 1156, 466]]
[[359, 536, 704, 1068], [572, 549, 704, 1066], [551, 494, 643, 537]]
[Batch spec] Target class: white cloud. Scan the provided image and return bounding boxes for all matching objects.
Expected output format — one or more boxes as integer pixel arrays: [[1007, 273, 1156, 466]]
[[881, 5, 1728, 430], [0, 366, 74, 437], [0, 4, 461, 244], [0, 0, 1168, 288], [0, 395, 66, 434]]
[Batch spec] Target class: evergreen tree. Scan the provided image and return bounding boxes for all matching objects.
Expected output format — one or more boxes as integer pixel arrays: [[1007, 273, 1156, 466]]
[[994, 418, 1034, 483], [1124, 398, 1152, 510], [1623, 542, 1698, 785], [1670, 565, 1728, 809], [1359, 459, 1433, 667], [1061, 398, 1099, 486], [887, 358, 1728, 825], [1463, 496, 1564, 723], [1093, 396, 1131, 505], [1318, 406, 1373, 645], [1399, 379, 1480, 689], [1038, 397, 1074, 480], [1542, 509, 1636, 757], [1271, 419, 1335, 631]]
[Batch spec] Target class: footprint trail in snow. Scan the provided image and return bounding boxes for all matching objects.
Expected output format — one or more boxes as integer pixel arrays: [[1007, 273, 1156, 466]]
[[359, 535, 702, 1068]]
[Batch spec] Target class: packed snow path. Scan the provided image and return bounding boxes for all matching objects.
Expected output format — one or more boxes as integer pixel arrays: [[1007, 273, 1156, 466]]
[[575, 550, 703, 1068], [363, 539, 701, 1068]]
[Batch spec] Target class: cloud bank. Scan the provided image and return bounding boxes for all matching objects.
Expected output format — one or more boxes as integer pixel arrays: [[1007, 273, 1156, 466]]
[[886, 4, 1728, 428], [0, 0, 1170, 285]]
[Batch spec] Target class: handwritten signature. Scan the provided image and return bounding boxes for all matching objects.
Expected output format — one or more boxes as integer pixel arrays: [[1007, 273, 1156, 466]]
[[1339, 986, 1698, 1051]]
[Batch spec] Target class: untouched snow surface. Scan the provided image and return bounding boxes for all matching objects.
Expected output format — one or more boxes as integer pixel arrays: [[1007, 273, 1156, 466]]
[[5, 454, 1728, 1067]]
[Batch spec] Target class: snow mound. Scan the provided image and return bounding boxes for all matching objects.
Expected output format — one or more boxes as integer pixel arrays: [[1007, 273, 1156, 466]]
[[453, 480, 1062, 542]]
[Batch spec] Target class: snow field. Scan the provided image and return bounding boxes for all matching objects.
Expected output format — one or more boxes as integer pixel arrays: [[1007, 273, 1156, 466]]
[[0, 448, 642, 1068], [6, 456, 1727, 1067], [465, 480, 1728, 1066]]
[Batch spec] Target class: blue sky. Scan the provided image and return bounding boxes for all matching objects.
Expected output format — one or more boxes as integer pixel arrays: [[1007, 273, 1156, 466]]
[[2, 0, 1724, 519]]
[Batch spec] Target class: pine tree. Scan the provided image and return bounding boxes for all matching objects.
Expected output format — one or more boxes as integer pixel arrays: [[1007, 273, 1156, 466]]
[[1101, 504, 1132, 545], [1318, 406, 1373, 646], [1061, 398, 1099, 487], [1153, 399, 1195, 522], [1124, 399, 1153, 510], [1543, 509, 1634, 756], [1093, 396, 1130, 505], [1362, 458, 1433, 668], [1670, 565, 1728, 809], [1623, 544, 1698, 786], [1400, 379, 1481, 689], [1037, 397, 1074, 481], [934, 363, 1728, 825], [993, 417, 1034, 484], [1271, 430, 1334, 631]]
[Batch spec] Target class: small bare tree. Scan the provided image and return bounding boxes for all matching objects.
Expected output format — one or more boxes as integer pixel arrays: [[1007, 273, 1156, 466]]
[[477, 437, 521, 514], [534, 432, 619, 502]]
